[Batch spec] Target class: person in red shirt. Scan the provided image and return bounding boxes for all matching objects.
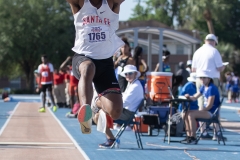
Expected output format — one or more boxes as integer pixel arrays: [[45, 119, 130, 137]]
[[60, 56, 79, 109], [64, 70, 71, 108], [53, 69, 67, 108], [38, 55, 57, 112]]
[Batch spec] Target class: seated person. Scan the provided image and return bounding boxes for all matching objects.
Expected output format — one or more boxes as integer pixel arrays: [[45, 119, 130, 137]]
[[93, 65, 144, 148], [179, 72, 198, 112], [2, 91, 12, 102], [181, 70, 222, 144]]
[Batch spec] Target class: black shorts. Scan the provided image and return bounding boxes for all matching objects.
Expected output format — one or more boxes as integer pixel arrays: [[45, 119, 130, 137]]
[[41, 84, 52, 92], [72, 54, 120, 94]]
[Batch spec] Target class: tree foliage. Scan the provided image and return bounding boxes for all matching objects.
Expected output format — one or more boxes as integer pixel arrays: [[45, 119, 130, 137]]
[[0, 0, 74, 90], [129, 0, 186, 27]]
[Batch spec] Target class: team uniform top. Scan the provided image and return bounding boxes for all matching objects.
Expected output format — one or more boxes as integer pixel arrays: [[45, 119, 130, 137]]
[[38, 63, 54, 85], [72, 0, 124, 59]]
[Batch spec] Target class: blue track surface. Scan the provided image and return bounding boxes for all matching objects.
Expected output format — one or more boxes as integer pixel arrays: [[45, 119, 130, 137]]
[[0, 102, 18, 129], [0, 97, 240, 160]]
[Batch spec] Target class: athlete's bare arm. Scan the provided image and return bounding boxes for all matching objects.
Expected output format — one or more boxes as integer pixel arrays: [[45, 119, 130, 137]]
[[66, 0, 124, 15]]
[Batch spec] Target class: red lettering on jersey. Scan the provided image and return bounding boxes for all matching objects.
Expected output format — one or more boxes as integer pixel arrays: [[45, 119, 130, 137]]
[[96, 16, 99, 22], [104, 18, 110, 25], [82, 16, 110, 26], [91, 16, 95, 23], [86, 16, 90, 23], [82, 17, 87, 25]]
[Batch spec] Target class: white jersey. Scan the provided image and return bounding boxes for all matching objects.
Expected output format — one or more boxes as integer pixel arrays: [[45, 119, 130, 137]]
[[72, 0, 124, 59]]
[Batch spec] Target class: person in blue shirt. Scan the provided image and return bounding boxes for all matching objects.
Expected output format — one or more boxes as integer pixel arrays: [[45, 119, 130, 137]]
[[154, 50, 171, 72], [181, 70, 221, 144], [179, 73, 198, 112]]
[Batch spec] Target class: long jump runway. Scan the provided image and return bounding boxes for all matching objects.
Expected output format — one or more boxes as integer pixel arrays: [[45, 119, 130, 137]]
[[0, 102, 87, 160]]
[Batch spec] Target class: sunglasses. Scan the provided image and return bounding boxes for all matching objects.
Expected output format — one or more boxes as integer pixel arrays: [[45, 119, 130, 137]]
[[125, 72, 134, 76], [200, 77, 208, 79]]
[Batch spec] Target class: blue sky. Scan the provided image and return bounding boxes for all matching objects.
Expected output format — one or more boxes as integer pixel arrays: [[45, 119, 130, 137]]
[[119, 1, 138, 21]]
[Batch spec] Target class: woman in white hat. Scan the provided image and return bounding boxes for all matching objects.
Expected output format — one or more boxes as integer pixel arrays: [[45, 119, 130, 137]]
[[98, 65, 144, 148], [181, 70, 221, 144], [179, 72, 198, 112]]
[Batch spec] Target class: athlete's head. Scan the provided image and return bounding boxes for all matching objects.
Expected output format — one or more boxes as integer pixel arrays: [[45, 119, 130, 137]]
[[41, 55, 48, 64]]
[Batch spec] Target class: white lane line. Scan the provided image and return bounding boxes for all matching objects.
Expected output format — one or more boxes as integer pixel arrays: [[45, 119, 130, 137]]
[[47, 108, 90, 160], [222, 105, 240, 110], [0, 146, 76, 149], [0, 102, 20, 136], [0, 142, 73, 145]]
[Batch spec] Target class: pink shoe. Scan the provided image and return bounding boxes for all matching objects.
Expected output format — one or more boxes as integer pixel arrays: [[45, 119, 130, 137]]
[[226, 100, 232, 103]]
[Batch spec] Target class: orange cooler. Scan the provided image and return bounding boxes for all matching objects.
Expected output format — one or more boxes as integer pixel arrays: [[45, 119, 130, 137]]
[[133, 117, 148, 133], [146, 72, 173, 102]]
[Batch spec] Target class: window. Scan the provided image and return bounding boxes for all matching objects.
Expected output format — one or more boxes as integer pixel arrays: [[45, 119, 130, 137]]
[[176, 45, 184, 55]]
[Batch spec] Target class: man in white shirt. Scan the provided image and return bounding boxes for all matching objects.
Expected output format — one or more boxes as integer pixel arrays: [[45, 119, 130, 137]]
[[192, 34, 225, 109], [94, 65, 144, 148]]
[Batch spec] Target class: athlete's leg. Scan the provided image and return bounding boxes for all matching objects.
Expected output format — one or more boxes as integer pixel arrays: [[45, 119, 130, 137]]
[[41, 85, 47, 108], [99, 93, 122, 120], [47, 84, 56, 106], [78, 60, 95, 106]]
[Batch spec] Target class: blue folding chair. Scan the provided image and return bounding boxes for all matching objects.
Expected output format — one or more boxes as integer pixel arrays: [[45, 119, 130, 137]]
[[196, 98, 225, 145], [110, 99, 144, 149]]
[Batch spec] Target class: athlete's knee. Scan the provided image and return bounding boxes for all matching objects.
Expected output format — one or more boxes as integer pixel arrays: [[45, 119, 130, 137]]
[[109, 105, 122, 120]]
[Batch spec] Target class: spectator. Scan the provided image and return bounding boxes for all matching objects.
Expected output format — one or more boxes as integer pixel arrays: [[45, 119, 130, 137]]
[[186, 60, 192, 74], [154, 50, 171, 72], [93, 65, 144, 148], [37, 55, 57, 112], [133, 46, 149, 90], [178, 73, 198, 112], [64, 69, 71, 108], [176, 61, 190, 86], [231, 73, 239, 103], [60, 56, 79, 110], [192, 34, 225, 109], [114, 37, 135, 92], [53, 69, 67, 108], [225, 72, 233, 103], [172, 75, 183, 97], [181, 70, 222, 144], [2, 90, 11, 102]]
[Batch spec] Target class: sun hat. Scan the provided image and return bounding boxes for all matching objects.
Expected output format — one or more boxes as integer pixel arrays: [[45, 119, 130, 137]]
[[197, 70, 213, 79], [187, 60, 192, 66], [120, 65, 141, 78], [187, 73, 197, 82], [205, 34, 218, 44]]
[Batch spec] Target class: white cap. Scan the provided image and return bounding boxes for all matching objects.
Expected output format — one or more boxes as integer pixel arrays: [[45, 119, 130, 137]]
[[205, 34, 218, 44], [187, 73, 197, 82], [120, 65, 141, 78], [197, 70, 213, 78]]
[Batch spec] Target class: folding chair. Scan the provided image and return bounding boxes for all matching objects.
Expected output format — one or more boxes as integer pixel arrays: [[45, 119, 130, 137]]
[[110, 99, 144, 149], [196, 98, 225, 145]]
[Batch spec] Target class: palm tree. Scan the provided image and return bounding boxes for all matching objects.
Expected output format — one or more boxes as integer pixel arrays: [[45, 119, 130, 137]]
[[183, 0, 230, 34]]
